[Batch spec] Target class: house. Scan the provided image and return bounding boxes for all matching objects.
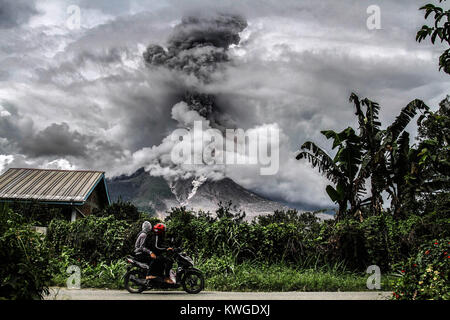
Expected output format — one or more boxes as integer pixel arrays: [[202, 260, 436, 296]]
[[0, 168, 110, 221]]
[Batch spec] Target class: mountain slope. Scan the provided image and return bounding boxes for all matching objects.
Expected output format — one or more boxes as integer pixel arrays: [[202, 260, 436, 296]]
[[106, 168, 333, 220], [106, 168, 177, 214]]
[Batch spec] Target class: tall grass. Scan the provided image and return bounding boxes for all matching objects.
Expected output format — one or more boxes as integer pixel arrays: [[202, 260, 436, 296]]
[[51, 259, 127, 289], [198, 258, 393, 292]]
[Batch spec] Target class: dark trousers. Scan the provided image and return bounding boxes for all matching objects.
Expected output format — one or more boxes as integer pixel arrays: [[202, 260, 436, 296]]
[[134, 253, 153, 276], [154, 255, 173, 278]]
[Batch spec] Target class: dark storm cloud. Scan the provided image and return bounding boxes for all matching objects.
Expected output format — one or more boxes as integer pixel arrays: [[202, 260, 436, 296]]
[[0, 112, 124, 161], [19, 123, 89, 157], [0, 106, 87, 157], [0, 0, 38, 28], [144, 14, 247, 80], [169, 14, 247, 51]]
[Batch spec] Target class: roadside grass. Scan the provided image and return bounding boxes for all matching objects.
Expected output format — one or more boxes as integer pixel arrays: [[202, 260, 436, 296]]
[[51, 260, 127, 290], [200, 260, 394, 292], [50, 258, 394, 292]]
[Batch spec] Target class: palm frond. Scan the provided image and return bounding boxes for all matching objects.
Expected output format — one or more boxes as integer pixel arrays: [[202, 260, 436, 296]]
[[352, 153, 371, 197], [361, 98, 381, 132], [386, 99, 429, 144], [296, 141, 344, 184], [350, 93, 366, 130]]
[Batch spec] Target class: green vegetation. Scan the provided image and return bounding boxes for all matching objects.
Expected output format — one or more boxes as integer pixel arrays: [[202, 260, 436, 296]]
[[391, 239, 449, 300], [416, 0, 450, 74], [32, 201, 445, 295], [51, 259, 128, 290], [294, 92, 449, 299], [201, 260, 393, 292], [0, 204, 53, 299]]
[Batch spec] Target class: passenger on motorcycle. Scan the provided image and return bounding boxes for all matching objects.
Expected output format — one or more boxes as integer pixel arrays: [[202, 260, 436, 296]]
[[150, 223, 174, 284], [133, 221, 156, 280]]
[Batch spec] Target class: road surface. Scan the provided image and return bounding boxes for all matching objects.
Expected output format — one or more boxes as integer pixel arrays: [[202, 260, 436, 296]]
[[46, 288, 391, 300]]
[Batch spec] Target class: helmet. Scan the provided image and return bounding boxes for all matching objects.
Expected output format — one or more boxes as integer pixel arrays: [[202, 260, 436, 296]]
[[153, 223, 166, 235]]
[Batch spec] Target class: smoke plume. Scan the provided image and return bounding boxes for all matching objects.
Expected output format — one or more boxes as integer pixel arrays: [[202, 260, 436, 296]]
[[138, 13, 248, 186], [143, 14, 247, 120]]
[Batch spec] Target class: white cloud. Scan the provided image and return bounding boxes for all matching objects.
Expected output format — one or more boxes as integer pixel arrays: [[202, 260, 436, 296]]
[[0, 155, 14, 173], [0, 0, 448, 209]]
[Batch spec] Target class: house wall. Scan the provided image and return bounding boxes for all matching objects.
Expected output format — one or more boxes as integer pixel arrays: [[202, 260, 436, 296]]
[[78, 184, 107, 216]]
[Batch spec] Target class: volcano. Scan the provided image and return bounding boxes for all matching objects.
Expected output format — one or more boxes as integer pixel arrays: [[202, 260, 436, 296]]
[[106, 168, 333, 221]]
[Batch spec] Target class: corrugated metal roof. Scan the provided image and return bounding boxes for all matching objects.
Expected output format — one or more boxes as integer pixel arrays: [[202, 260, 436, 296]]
[[0, 168, 105, 204]]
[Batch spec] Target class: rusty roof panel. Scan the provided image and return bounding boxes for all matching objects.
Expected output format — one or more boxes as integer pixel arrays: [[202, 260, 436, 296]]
[[0, 168, 105, 203]]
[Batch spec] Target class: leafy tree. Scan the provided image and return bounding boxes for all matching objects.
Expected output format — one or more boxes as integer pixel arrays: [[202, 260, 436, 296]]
[[297, 127, 363, 220], [409, 96, 450, 215], [381, 99, 430, 215], [349, 94, 385, 215], [215, 201, 246, 222], [416, 0, 450, 74], [297, 94, 428, 218]]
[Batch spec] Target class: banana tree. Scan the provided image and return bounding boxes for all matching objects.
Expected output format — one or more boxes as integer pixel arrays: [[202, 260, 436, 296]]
[[296, 127, 363, 220], [382, 99, 430, 215], [297, 93, 429, 218], [350, 94, 385, 215]]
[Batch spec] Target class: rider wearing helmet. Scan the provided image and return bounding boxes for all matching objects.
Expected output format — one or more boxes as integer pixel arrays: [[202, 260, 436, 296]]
[[150, 223, 174, 284], [134, 221, 156, 280]]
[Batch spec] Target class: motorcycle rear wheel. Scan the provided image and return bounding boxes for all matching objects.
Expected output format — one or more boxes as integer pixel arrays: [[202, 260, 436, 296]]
[[182, 270, 204, 294], [124, 269, 145, 293]]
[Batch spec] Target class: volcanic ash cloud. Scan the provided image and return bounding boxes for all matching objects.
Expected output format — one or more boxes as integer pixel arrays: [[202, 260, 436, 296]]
[[135, 14, 248, 184], [143, 14, 248, 119]]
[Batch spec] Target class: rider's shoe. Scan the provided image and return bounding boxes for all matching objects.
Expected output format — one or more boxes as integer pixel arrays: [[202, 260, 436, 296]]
[[164, 277, 175, 285], [145, 275, 157, 286]]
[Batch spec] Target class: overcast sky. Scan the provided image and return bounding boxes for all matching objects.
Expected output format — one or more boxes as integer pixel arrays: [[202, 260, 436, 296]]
[[0, 0, 448, 210]]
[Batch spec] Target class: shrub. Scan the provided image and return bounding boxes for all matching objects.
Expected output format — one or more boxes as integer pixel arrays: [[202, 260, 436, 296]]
[[7, 201, 65, 226], [51, 259, 128, 289], [198, 258, 385, 292], [326, 219, 368, 270], [392, 239, 450, 300], [93, 200, 142, 221], [47, 215, 132, 263], [0, 205, 53, 299]]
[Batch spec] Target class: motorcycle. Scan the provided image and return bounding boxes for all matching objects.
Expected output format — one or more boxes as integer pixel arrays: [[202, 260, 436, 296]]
[[123, 248, 205, 294]]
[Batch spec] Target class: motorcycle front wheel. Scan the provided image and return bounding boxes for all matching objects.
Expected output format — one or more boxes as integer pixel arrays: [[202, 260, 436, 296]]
[[182, 269, 204, 294], [124, 269, 145, 293]]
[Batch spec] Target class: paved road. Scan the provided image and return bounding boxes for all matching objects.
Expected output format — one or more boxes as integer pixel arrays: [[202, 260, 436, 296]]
[[46, 288, 391, 300]]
